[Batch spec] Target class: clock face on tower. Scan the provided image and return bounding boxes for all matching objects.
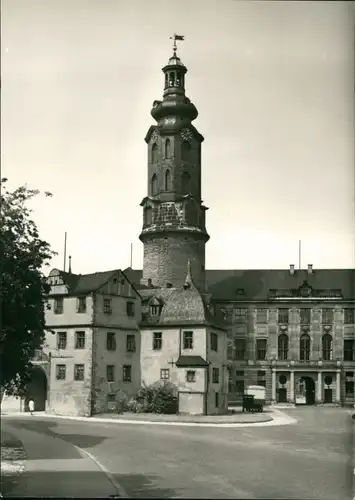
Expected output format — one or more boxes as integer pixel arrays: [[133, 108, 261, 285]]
[[180, 128, 193, 142]]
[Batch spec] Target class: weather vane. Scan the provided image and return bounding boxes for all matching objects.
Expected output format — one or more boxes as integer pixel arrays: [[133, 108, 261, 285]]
[[170, 34, 185, 56]]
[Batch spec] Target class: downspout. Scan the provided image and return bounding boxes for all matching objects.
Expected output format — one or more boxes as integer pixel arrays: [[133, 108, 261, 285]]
[[90, 292, 96, 416], [205, 326, 209, 416]]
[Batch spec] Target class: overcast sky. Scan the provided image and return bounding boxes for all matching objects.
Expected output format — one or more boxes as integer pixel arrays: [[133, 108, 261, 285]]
[[2, 0, 354, 273]]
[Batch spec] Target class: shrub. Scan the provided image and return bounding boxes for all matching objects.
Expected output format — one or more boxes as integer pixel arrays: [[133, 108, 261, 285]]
[[128, 383, 178, 414]]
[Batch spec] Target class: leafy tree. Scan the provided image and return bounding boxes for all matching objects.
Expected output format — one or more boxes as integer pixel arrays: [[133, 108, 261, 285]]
[[0, 178, 56, 397]]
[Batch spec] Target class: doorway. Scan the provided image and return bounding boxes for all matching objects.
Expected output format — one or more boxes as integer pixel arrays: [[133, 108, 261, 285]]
[[25, 366, 48, 411], [300, 376, 315, 405]]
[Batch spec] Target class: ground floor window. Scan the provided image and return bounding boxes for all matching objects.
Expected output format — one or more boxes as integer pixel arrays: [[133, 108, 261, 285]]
[[215, 392, 219, 407], [345, 381, 354, 397], [235, 380, 244, 396]]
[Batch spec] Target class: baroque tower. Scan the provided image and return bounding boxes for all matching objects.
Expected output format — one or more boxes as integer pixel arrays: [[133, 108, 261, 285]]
[[139, 37, 209, 292]]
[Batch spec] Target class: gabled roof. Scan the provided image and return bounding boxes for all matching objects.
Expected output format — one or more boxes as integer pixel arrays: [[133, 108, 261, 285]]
[[50, 268, 141, 297], [124, 268, 355, 301]]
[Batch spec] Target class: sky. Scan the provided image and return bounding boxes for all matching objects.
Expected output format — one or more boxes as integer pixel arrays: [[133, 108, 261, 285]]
[[2, 0, 354, 273]]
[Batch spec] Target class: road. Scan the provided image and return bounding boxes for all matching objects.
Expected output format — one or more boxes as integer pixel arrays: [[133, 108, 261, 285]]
[[1, 407, 353, 499]]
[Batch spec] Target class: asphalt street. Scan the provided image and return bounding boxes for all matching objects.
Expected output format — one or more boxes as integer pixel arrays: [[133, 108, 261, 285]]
[[1, 407, 353, 499]]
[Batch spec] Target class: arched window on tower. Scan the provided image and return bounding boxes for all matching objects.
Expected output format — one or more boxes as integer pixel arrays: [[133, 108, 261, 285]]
[[151, 174, 158, 196], [165, 139, 171, 159], [182, 140, 191, 161], [322, 333, 333, 360], [181, 171, 191, 194], [164, 169, 171, 191], [176, 71, 181, 86], [151, 143, 158, 163], [300, 334, 311, 361], [278, 334, 289, 360], [165, 73, 168, 88], [144, 206, 152, 226], [169, 72, 175, 86]]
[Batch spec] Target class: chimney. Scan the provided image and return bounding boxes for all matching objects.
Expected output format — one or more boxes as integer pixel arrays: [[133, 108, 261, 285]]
[[289, 264, 295, 275], [68, 255, 72, 274], [307, 264, 313, 274]]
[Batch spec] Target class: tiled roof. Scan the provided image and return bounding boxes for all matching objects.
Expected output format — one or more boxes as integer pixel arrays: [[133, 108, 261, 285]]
[[56, 269, 139, 295], [124, 268, 355, 301], [175, 355, 208, 367]]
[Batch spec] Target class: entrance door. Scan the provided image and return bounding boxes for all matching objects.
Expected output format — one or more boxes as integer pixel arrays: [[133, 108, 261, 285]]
[[300, 377, 316, 405], [324, 388, 333, 403], [300, 376, 315, 405], [277, 388, 287, 403], [25, 366, 48, 411]]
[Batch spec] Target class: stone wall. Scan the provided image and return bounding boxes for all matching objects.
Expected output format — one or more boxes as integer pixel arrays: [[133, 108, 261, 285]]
[[141, 234, 206, 291]]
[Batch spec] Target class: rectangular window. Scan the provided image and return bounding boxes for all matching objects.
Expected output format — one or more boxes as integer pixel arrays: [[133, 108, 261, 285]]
[[103, 298, 112, 315], [74, 364, 84, 381], [210, 333, 218, 352], [345, 381, 354, 396], [77, 297, 87, 313], [256, 308, 268, 324], [215, 392, 219, 408], [56, 364, 66, 380], [212, 367, 219, 384], [344, 309, 355, 325], [322, 308, 333, 325], [234, 308, 247, 323], [123, 364, 132, 382], [126, 301, 135, 317], [106, 332, 116, 351], [75, 331, 85, 349], [57, 332, 67, 350], [278, 309, 289, 324], [153, 332, 162, 350], [344, 339, 355, 361], [256, 339, 267, 360], [160, 368, 170, 380], [183, 331, 193, 350], [228, 369, 233, 393], [186, 370, 196, 383], [107, 393, 116, 403], [236, 371, 244, 377], [234, 339, 246, 360], [300, 309, 311, 325], [126, 334, 136, 352], [54, 297, 63, 315], [257, 370, 266, 387], [106, 365, 115, 382], [346, 372, 354, 378], [235, 380, 244, 396]]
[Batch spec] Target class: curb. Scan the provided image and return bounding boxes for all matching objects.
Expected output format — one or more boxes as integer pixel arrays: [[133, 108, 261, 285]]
[[0, 410, 298, 428]]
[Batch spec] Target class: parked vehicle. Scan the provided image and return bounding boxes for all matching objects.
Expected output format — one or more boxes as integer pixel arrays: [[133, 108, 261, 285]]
[[242, 385, 266, 413]]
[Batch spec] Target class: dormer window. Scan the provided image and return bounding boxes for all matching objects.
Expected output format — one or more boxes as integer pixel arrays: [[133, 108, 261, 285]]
[[150, 304, 161, 316]]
